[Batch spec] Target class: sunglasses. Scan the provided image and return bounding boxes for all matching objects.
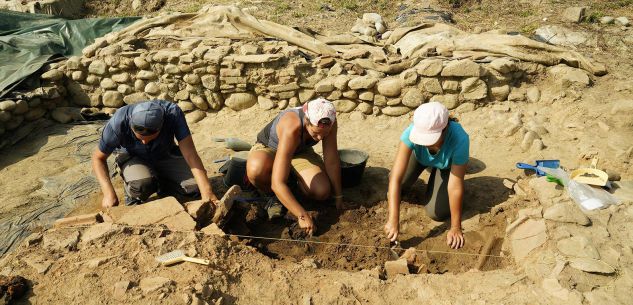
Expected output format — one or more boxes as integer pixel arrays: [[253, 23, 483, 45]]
[[132, 125, 159, 136]]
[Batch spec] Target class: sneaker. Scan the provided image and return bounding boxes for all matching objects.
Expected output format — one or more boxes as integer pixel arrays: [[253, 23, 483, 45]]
[[264, 197, 285, 220]]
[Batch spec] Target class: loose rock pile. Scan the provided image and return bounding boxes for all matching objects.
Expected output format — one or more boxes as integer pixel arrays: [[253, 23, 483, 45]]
[[502, 177, 632, 304]]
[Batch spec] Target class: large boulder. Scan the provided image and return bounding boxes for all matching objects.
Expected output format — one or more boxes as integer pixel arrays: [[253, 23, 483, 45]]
[[66, 56, 83, 70], [489, 58, 517, 74], [460, 78, 487, 100], [333, 99, 357, 113], [441, 59, 481, 77], [315, 78, 335, 93], [133, 57, 150, 69], [201, 75, 219, 90], [547, 65, 591, 88], [41, 70, 64, 81], [431, 94, 459, 110], [88, 60, 107, 75], [402, 88, 425, 108], [225, 93, 257, 111], [563, 6, 585, 23], [66, 81, 91, 106], [190, 94, 208, 111], [416, 59, 443, 76], [490, 85, 510, 101], [400, 69, 418, 86], [102, 91, 124, 108], [144, 82, 160, 95], [124, 93, 148, 105], [0, 100, 16, 112], [348, 76, 379, 90], [100, 78, 118, 90], [298, 90, 316, 104], [534, 26, 589, 47], [186, 110, 207, 124], [420, 78, 443, 94], [376, 78, 403, 97], [137, 70, 158, 80], [111, 73, 131, 83], [257, 96, 275, 110]]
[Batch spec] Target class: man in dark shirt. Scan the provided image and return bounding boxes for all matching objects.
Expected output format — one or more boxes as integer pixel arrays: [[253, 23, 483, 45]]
[[91, 100, 219, 208]]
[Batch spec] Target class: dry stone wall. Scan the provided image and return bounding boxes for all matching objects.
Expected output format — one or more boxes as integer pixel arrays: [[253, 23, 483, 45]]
[[0, 64, 69, 139], [0, 33, 596, 141]]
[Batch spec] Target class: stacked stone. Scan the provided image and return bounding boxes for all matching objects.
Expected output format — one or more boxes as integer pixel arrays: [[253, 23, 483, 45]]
[[64, 37, 323, 123], [303, 57, 546, 117], [60, 33, 599, 123], [0, 62, 68, 137]]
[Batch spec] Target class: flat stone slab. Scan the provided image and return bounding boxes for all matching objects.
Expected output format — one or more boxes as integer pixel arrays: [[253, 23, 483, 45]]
[[510, 219, 547, 262], [111, 197, 196, 231], [568, 257, 615, 274], [543, 202, 590, 226], [556, 235, 600, 259], [231, 54, 284, 63]]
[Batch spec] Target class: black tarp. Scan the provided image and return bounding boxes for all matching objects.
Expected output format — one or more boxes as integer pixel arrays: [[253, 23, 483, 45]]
[[0, 10, 140, 97]]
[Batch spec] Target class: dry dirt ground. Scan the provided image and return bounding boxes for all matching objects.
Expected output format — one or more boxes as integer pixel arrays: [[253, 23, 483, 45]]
[[1, 0, 633, 304]]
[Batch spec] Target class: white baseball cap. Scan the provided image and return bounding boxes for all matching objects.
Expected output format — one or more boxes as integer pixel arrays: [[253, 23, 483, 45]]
[[409, 102, 449, 146], [303, 98, 336, 127]]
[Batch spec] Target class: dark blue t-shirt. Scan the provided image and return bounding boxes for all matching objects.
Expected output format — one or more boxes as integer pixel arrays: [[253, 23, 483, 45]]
[[98, 100, 191, 162]]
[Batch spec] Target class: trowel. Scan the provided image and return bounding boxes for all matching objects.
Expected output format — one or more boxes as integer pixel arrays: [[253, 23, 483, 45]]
[[516, 159, 560, 176]]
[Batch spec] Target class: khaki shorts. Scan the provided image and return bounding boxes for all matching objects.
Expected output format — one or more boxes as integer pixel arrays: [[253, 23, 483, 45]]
[[250, 142, 324, 173]]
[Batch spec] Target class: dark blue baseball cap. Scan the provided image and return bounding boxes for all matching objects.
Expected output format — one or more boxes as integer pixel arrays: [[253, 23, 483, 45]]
[[130, 101, 164, 135]]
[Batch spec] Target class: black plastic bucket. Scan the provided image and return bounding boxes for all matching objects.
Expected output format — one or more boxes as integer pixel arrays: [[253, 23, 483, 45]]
[[339, 149, 369, 188], [222, 151, 249, 188]]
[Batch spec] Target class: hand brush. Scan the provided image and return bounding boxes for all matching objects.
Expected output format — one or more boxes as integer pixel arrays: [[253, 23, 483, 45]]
[[155, 250, 210, 266]]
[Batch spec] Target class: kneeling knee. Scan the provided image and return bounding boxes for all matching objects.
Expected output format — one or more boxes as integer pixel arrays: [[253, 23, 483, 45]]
[[127, 177, 158, 200], [247, 161, 270, 182], [426, 210, 449, 222], [307, 184, 331, 201]]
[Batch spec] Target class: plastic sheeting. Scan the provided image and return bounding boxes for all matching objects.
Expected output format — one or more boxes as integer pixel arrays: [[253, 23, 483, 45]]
[[0, 10, 140, 97]]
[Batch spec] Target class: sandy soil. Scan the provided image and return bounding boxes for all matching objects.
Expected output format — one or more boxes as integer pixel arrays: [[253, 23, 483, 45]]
[[1, 0, 633, 304]]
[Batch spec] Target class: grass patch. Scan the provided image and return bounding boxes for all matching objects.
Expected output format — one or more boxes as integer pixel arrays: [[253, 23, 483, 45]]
[[273, 1, 292, 15], [182, 3, 203, 13], [292, 11, 307, 18], [586, 11, 606, 23], [337, 0, 359, 11], [595, 0, 633, 10], [521, 23, 538, 34]]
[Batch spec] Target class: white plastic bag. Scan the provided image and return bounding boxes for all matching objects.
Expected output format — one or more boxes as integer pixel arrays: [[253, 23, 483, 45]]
[[538, 166, 620, 211]]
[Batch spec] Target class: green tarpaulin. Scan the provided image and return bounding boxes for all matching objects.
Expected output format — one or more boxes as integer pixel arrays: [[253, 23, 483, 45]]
[[0, 10, 140, 97]]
